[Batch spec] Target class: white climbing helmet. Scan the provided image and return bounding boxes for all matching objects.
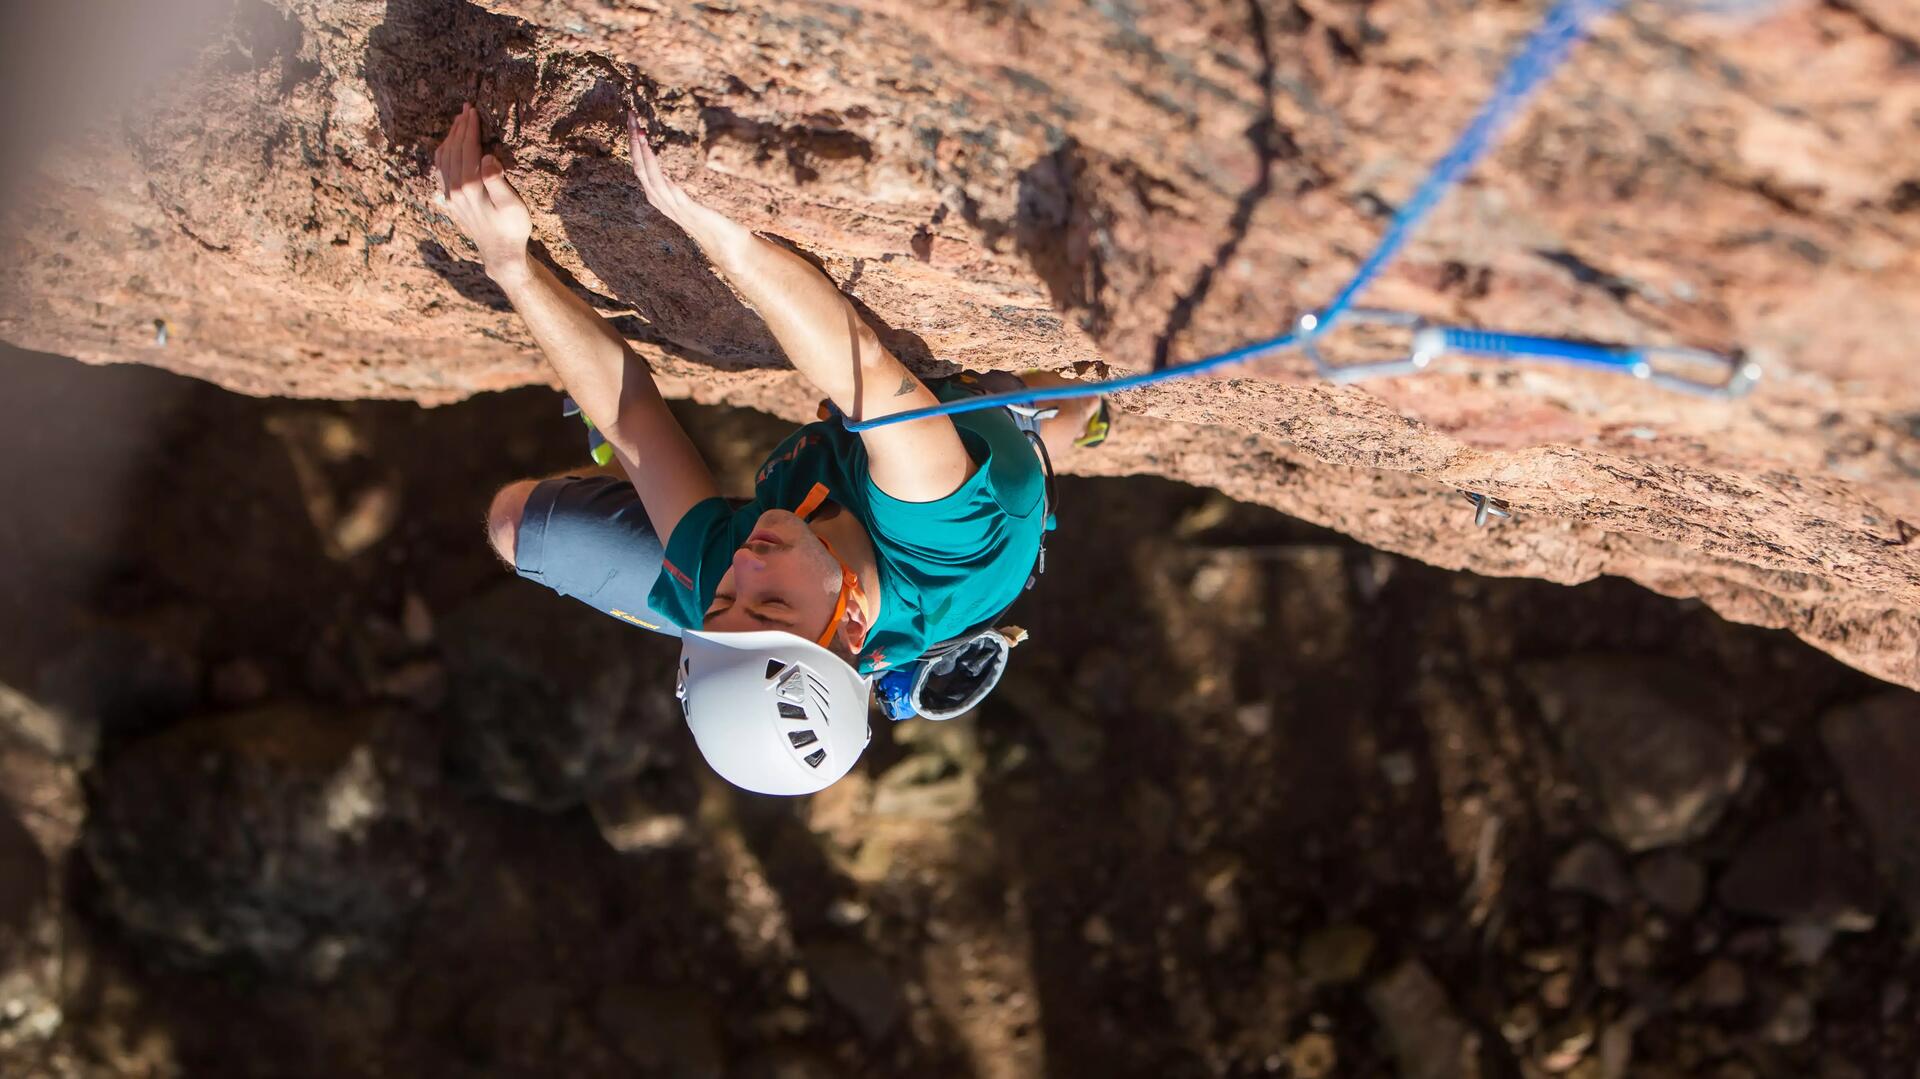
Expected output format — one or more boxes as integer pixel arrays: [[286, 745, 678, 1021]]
[[674, 629, 872, 796]]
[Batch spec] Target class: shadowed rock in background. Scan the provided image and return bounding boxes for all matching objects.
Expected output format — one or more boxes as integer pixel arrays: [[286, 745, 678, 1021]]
[[83, 704, 457, 981], [0, 352, 1914, 1073]]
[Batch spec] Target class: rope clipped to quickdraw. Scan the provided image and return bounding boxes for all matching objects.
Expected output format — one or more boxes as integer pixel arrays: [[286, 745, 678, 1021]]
[[846, 0, 1757, 435], [1303, 309, 1762, 398]]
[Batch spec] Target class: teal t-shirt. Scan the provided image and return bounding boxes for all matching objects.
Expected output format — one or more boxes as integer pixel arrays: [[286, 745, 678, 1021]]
[[649, 387, 1047, 674]]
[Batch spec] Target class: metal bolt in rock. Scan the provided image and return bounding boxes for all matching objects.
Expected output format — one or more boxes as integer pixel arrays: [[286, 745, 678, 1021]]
[[1463, 492, 1512, 527]]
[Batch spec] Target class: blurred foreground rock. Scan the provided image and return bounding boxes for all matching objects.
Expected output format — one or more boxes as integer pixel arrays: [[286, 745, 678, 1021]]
[[0, 733, 81, 1052], [1524, 657, 1747, 851], [31, 627, 203, 764], [441, 583, 683, 811], [1633, 851, 1705, 916], [83, 704, 454, 981], [1821, 693, 1920, 920], [1369, 959, 1482, 1079], [1717, 808, 1879, 931], [587, 775, 696, 854], [1551, 840, 1632, 907]]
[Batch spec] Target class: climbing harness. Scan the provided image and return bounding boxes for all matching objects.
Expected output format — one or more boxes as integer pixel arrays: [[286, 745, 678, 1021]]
[[845, 0, 1759, 435], [867, 372, 1063, 722]]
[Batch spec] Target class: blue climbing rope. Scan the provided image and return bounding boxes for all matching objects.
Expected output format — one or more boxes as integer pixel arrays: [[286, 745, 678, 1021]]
[[847, 0, 1710, 433], [1310, 0, 1621, 322]]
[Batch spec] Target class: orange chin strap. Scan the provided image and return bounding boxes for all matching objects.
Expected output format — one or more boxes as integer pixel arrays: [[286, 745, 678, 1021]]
[[792, 482, 832, 520], [793, 483, 872, 649]]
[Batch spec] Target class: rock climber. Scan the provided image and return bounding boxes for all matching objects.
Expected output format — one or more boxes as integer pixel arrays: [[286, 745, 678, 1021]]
[[429, 103, 1112, 795]]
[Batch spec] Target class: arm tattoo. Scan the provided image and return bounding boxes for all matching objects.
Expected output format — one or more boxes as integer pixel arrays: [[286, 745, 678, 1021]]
[[892, 375, 916, 397]]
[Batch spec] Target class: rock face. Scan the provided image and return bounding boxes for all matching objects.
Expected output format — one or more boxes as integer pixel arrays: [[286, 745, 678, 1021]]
[[82, 704, 454, 980], [1524, 656, 1748, 851], [2, 0, 1918, 686]]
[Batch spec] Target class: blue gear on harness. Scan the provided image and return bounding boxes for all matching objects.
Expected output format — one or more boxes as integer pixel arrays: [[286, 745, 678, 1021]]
[[842, 0, 1759, 438], [820, 377, 1058, 722], [876, 623, 1022, 723]]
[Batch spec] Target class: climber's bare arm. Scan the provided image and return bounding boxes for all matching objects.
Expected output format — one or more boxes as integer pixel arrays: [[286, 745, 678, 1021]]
[[433, 104, 718, 539], [627, 115, 971, 504], [490, 259, 719, 535]]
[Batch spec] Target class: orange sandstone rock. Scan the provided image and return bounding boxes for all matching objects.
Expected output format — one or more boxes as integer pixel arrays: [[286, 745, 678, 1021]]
[[1, 0, 1915, 684]]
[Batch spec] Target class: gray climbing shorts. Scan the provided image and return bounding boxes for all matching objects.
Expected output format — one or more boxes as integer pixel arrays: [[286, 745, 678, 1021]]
[[512, 474, 681, 637]]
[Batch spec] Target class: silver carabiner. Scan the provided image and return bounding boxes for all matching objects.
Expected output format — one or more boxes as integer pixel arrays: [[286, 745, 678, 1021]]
[[1298, 308, 1446, 384], [1636, 346, 1763, 400]]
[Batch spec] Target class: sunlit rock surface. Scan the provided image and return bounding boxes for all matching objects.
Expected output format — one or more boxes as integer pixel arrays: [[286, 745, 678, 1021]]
[[2, 0, 1917, 685]]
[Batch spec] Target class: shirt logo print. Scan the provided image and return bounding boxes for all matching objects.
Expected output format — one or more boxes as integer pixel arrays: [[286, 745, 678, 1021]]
[[663, 558, 693, 589], [755, 434, 823, 485], [609, 608, 661, 631]]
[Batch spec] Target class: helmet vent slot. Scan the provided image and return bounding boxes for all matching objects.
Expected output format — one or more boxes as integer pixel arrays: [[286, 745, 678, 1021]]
[[777, 701, 807, 721], [803, 748, 827, 768], [765, 659, 786, 680], [788, 730, 818, 749]]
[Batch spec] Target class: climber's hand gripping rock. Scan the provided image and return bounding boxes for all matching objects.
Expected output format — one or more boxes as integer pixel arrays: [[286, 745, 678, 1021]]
[[626, 113, 748, 256], [432, 102, 533, 282], [431, 103, 721, 548]]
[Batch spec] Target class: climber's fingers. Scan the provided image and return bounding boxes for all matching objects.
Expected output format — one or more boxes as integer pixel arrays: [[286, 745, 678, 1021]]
[[438, 112, 463, 205], [450, 104, 479, 199], [626, 113, 663, 199], [628, 112, 691, 215], [445, 104, 510, 216], [625, 113, 645, 178], [432, 116, 454, 202], [479, 154, 521, 212]]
